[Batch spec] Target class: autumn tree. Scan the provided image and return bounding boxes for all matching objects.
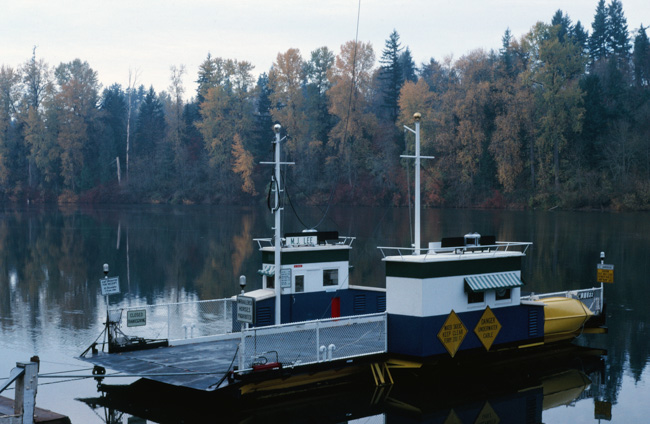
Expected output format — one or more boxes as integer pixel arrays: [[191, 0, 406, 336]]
[[54, 59, 100, 192], [528, 23, 585, 197], [268, 48, 306, 156], [196, 58, 256, 199], [327, 40, 377, 191], [0, 66, 20, 192], [231, 133, 256, 195], [397, 79, 441, 204]]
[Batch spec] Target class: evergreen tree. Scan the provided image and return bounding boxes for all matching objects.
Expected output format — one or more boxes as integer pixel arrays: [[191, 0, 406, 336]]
[[400, 47, 417, 83], [607, 0, 631, 62], [589, 0, 609, 63], [134, 87, 166, 159], [251, 73, 273, 159], [551, 10, 572, 43], [572, 21, 589, 55], [379, 30, 404, 123], [633, 25, 650, 86], [196, 54, 227, 103], [305, 47, 335, 149], [500, 28, 515, 76]]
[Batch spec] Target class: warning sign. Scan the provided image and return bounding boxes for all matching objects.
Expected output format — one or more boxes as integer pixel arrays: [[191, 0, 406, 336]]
[[474, 401, 500, 424], [437, 310, 467, 358], [597, 263, 614, 284], [474, 307, 502, 351], [443, 409, 462, 424], [594, 400, 612, 420]]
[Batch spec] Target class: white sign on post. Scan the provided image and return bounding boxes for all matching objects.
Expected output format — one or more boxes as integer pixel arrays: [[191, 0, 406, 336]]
[[237, 295, 255, 324], [100, 277, 120, 296], [281, 268, 292, 288]]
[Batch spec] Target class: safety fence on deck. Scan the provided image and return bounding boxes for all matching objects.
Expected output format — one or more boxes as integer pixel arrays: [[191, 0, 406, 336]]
[[237, 312, 387, 372], [108, 298, 234, 341], [522, 286, 604, 315]]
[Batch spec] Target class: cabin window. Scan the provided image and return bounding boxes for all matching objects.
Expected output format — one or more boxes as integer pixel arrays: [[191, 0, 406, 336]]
[[267, 275, 275, 289], [496, 288, 511, 301], [295, 275, 304, 293], [323, 269, 338, 287], [467, 290, 484, 304]]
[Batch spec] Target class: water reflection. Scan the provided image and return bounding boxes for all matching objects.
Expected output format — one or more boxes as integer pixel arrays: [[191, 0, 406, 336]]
[[80, 346, 608, 423], [0, 205, 648, 422]]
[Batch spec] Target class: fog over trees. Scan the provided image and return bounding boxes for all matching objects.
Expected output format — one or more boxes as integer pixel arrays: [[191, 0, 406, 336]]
[[1, 0, 649, 209]]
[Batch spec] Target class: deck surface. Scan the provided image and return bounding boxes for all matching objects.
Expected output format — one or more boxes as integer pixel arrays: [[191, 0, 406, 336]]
[[80, 337, 240, 391], [0, 395, 71, 423], [80, 317, 387, 392]]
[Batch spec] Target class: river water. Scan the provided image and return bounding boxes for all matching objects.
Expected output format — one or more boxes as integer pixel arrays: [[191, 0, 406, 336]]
[[0, 204, 648, 423]]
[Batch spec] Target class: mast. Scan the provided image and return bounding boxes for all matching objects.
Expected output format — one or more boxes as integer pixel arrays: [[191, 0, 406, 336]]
[[402, 113, 434, 254], [273, 124, 282, 325], [260, 124, 293, 324]]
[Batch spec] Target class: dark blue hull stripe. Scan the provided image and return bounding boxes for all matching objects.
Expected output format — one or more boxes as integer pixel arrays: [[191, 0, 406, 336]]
[[388, 304, 544, 357]]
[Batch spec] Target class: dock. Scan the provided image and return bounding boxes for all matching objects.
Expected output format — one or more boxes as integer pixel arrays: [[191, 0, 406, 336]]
[[0, 361, 70, 424], [0, 397, 70, 424]]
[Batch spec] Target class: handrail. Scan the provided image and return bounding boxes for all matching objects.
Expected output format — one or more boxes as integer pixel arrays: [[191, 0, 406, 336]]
[[254, 236, 356, 249], [237, 312, 387, 373], [107, 297, 232, 313], [378, 242, 532, 259], [522, 286, 604, 315], [0, 367, 24, 395]]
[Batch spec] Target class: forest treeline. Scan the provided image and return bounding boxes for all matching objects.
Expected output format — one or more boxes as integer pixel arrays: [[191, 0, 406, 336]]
[[1, 0, 649, 209]]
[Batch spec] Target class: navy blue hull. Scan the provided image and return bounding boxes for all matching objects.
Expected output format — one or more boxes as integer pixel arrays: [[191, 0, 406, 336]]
[[388, 303, 544, 358]]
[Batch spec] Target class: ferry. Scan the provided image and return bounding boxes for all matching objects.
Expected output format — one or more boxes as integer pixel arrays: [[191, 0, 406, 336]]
[[80, 116, 608, 397]]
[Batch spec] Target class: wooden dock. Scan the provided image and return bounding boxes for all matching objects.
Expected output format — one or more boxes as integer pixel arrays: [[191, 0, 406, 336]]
[[0, 396, 70, 424]]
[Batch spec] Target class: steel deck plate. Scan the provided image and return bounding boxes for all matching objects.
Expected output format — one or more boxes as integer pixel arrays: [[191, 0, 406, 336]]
[[80, 337, 240, 391]]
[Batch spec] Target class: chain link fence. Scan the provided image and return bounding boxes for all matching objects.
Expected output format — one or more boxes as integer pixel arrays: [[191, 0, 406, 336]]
[[108, 298, 234, 341], [238, 313, 387, 371]]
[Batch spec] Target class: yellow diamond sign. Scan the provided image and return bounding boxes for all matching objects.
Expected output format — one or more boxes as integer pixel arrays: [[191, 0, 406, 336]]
[[474, 401, 500, 424], [474, 306, 502, 351], [438, 310, 467, 358], [443, 409, 462, 424]]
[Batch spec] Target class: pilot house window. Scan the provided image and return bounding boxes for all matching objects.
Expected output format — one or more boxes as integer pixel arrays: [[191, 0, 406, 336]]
[[496, 288, 511, 301], [467, 290, 484, 304], [295, 275, 304, 292], [323, 269, 338, 287]]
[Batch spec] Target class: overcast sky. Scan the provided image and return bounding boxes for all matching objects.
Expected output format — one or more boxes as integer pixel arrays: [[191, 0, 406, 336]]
[[3, 0, 648, 99]]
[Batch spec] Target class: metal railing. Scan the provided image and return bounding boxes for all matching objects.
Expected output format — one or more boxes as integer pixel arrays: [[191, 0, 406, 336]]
[[237, 312, 387, 373], [107, 298, 234, 342], [254, 236, 355, 249], [378, 241, 532, 259], [522, 286, 604, 315]]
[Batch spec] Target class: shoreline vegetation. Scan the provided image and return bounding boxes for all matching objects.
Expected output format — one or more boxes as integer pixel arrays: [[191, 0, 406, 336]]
[[1, 0, 649, 211]]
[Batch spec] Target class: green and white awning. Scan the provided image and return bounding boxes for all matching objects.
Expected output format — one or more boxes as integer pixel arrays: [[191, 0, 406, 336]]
[[465, 272, 524, 292], [257, 264, 275, 276]]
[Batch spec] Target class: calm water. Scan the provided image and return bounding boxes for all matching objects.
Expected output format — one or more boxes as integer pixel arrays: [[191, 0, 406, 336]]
[[0, 204, 648, 423]]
